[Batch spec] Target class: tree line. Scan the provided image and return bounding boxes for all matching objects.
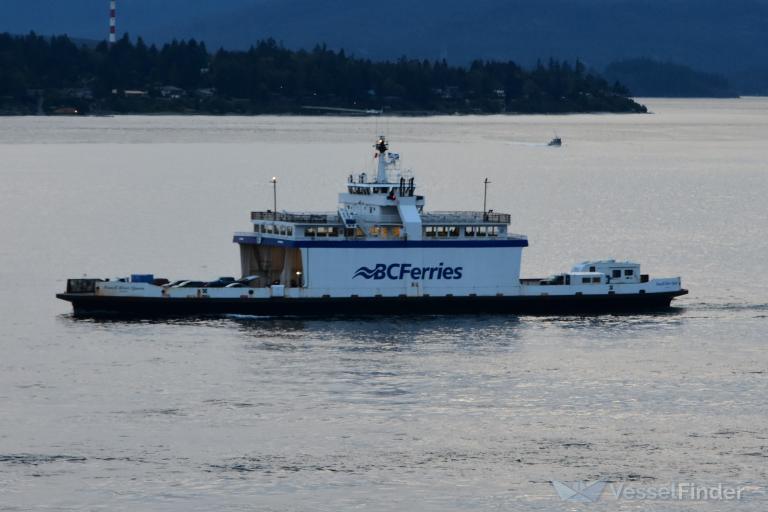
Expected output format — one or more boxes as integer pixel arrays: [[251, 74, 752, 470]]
[[0, 32, 646, 115]]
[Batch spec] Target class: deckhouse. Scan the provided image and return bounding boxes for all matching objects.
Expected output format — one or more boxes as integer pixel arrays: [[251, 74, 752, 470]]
[[233, 137, 528, 297]]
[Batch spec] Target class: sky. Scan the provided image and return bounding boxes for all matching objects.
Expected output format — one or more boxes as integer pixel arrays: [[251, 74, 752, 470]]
[[2, 0, 767, 74]]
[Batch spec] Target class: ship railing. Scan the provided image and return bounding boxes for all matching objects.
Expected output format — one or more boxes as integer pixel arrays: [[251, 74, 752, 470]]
[[251, 211, 342, 224], [422, 211, 512, 224]]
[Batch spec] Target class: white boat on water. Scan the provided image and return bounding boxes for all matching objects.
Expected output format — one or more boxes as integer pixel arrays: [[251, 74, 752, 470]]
[[57, 137, 687, 316]]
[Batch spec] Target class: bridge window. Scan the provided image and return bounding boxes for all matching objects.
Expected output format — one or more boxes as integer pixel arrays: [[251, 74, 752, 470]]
[[592, 277, 601, 283], [612, 269, 621, 278], [624, 269, 634, 276], [581, 277, 591, 284]]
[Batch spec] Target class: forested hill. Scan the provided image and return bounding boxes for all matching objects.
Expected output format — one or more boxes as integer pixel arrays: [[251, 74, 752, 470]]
[[0, 33, 645, 115]]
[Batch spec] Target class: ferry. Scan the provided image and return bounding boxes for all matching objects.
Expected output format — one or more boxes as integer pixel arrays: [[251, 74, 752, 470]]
[[57, 137, 687, 317]]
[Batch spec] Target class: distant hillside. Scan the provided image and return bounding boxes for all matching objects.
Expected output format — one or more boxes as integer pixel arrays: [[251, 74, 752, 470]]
[[604, 59, 737, 98], [2, 0, 768, 88]]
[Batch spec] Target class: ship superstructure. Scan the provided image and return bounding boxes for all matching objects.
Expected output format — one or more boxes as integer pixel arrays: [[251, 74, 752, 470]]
[[234, 137, 527, 299]]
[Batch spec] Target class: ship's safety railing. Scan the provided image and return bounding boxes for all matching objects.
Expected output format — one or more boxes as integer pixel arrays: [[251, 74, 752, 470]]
[[422, 211, 511, 224], [251, 211, 341, 224]]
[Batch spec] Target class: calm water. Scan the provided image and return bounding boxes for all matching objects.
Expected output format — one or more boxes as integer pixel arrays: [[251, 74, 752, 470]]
[[1, 99, 767, 511]]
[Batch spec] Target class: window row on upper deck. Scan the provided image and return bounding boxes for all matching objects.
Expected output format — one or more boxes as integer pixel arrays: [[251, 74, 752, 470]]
[[254, 223, 503, 240], [257, 224, 294, 236], [256, 223, 365, 239], [347, 184, 416, 197], [305, 226, 342, 237], [348, 186, 392, 195], [424, 225, 502, 238]]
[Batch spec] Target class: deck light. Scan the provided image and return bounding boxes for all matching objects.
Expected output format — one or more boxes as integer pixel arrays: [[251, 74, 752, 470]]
[[271, 177, 278, 220]]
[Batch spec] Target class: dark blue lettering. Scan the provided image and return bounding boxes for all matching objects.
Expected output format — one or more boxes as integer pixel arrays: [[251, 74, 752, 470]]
[[355, 263, 464, 280]]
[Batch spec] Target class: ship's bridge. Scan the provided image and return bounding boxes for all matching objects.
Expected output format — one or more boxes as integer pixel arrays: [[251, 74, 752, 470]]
[[337, 136, 424, 231]]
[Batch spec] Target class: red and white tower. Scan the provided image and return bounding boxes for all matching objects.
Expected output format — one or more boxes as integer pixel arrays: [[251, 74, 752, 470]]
[[109, 0, 117, 45]]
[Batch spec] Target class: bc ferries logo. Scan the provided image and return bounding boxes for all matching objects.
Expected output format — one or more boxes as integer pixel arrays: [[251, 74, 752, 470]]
[[353, 263, 463, 280]]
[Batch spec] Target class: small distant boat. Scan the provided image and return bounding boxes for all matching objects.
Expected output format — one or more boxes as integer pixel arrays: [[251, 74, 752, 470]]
[[51, 107, 80, 116], [301, 106, 384, 116], [548, 136, 562, 147]]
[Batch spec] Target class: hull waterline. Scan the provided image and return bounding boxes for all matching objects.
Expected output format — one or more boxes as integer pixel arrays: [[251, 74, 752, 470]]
[[57, 290, 688, 318]]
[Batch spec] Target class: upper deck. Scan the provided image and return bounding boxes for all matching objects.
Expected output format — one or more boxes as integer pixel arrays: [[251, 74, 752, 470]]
[[251, 210, 511, 226], [238, 209, 525, 246], [236, 136, 527, 246], [248, 211, 525, 240]]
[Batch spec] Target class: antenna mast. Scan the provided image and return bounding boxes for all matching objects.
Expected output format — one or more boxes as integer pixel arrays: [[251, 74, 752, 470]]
[[109, 0, 117, 46], [483, 177, 491, 219]]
